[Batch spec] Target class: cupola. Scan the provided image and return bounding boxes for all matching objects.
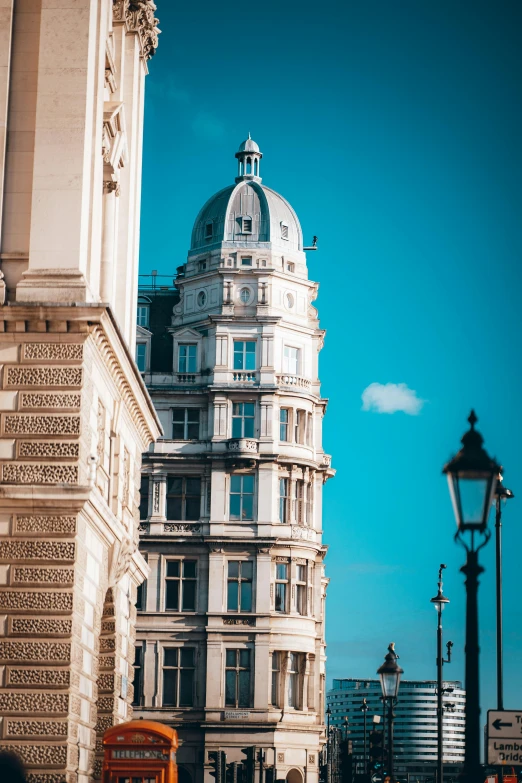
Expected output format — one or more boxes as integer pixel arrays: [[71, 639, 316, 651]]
[[235, 134, 262, 183]]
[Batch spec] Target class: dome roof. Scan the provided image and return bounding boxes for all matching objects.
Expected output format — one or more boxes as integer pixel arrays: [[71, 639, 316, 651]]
[[238, 136, 260, 153], [190, 180, 303, 253]]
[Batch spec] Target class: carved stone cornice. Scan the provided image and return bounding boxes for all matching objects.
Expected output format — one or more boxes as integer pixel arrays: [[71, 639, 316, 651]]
[[113, 0, 160, 61]]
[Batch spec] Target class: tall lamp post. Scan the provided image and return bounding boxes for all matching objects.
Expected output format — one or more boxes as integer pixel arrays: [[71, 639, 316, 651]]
[[443, 410, 501, 783], [377, 643, 403, 783], [360, 698, 369, 776], [494, 475, 514, 711], [430, 564, 453, 783]]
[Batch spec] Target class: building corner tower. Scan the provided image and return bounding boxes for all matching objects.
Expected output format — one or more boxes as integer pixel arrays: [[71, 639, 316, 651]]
[[136, 138, 334, 783]]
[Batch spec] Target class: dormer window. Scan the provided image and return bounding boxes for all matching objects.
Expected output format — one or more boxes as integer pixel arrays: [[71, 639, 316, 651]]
[[241, 217, 252, 234], [281, 222, 289, 240], [205, 222, 213, 239]]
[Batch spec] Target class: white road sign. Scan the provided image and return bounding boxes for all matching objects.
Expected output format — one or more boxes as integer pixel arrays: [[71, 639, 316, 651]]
[[487, 710, 522, 766]]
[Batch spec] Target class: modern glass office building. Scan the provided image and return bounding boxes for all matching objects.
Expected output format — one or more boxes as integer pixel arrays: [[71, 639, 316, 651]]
[[327, 679, 465, 781]]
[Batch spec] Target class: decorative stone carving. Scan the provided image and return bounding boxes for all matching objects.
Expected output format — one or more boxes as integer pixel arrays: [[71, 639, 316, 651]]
[[163, 523, 201, 533], [0, 591, 73, 611], [123, 446, 130, 505], [0, 269, 5, 305], [0, 692, 69, 713], [8, 668, 71, 685], [117, 1, 161, 60], [103, 180, 121, 196], [15, 516, 76, 534], [291, 525, 315, 540], [0, 540, 75, 560], [137, 523, 149, 534], [2, 464, 78, 484], [277, 753, 285, 763], [20, 393, 81, 409], [5, 366, 83, 387], [97, 399, 105, 460], [18, 441, 80, 458], [4, 414, 81, 436], [27, 775, 68, 783], [13, 567, 75, 584], [227, 438, 258, 453], [223, 617, 255, 626], [5, 720, 68, 737], [0, 641, 71, 662], [152, 481, 160, 513], [0, 743, 68, 766], [11, 618, 72, 635], [24, 343, 83, 361], [308, 755, 316, 765]]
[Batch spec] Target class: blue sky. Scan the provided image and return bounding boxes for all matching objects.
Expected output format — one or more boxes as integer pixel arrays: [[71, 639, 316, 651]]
[[140, 0, 522, 713]]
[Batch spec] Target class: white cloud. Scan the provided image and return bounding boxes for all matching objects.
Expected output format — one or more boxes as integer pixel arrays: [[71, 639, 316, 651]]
[[361, 382, 424, 415]]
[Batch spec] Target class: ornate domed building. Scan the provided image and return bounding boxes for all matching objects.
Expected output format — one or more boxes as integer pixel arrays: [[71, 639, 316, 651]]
[[135, 138, 334, 783]]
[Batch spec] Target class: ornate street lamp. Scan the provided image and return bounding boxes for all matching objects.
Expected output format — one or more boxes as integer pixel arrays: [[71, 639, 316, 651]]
[[431, 564, 453, 783], [443, 410, 501, 783], [377, 643, 403, 782], [494, 475, 514, 711]]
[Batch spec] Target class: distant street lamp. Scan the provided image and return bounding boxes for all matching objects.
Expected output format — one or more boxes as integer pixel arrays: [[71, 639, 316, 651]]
[[431, 564, 453, 783], [443, 410, 501, 783], [494, 475, 514, 711], [360, 698, 369, 775], [377, 643, 403, 782]]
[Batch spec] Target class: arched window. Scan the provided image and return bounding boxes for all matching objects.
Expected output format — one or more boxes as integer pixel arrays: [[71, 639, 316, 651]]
[[254, 158, 258, 176], [246, 157, 252, 174]]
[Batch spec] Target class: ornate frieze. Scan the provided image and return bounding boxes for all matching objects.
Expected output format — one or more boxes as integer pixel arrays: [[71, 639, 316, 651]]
[[0, 692, 69, 713], [23, 343, 83, 361], [0, 744, 68, 767], [20, 393, 81, 409], [4, 414, 81, 436], [11, 617, 72, 636], [7, 668, 71, 686], [0, 540, 75, 560], [5, 720, 68, 737], [2, 463, 78, 484], [0, 641, 71, 662], [0, 591, 73, 612], [14, 516, 76, 534], [5, 366, 83, 388], [12, 567, 75, 584], [18, 441, 79, 458]]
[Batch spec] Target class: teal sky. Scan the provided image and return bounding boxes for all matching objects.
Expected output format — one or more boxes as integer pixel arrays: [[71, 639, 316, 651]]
[[140, 0, 522, 713]]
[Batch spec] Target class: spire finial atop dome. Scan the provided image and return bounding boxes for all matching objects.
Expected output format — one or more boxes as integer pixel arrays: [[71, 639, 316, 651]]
[[235, 135, 262, 183]]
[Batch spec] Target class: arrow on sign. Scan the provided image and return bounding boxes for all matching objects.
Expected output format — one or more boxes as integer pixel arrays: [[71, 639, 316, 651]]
[[493, 719, 513, 730]]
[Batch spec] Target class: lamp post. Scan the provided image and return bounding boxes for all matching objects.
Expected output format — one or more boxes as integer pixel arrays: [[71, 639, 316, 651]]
[[430, 564, 453, 783], [360, 698, 369, 776], [377, 643, 403, 783], [443, 410, 501, 783], [494, 476, 514, 711]]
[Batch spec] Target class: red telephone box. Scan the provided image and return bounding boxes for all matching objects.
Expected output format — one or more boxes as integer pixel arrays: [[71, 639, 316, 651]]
[[102, 720, 178, 783]]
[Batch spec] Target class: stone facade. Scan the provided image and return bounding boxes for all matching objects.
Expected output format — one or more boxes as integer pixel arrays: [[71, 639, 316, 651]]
[[135, 139, 334, 783], [0, 2, 161, 782]]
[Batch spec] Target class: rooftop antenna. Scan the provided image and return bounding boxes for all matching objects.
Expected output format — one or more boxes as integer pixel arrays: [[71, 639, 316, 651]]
[[304, 235, 318, 251]]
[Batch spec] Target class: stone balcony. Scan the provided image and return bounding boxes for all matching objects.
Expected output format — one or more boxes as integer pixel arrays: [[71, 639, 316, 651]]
[[276, 373, 311, 390]]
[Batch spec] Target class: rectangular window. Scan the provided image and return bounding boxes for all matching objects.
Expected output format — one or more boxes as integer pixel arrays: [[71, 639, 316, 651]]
[[162, 648, 195, 707], [232, 402, 255, 438], [137, 305, 149, 327], [227, 561, 253, 612], [241, 257, 252, 266], [296, 564, 307, 616], [283, 346, 299, 375], [242, 219, 252, 233], [295, 410, 305, 444], [280, 408, 289, 441], [279, 478, 289, 523], [172, 408, 200, 440], [225, 649, 251, 708], [178, 344, 197, 373], [271, 652, 280, 706], [166, 477, 201, 521], [281, 223, 289, 240], [306, 412, 313, 446], [294, 481, 304, 525], [288, 652, 301, 708], [132, 646, 143, 706], [136, 581, 145, 611], [275, 563, 288, 613], [229, 474, 255, 521], [139, 476, 149, 520], [205, 222, 213, 239], [165, 560, 197, 612], [136, 343, 147, 372], [233, 340, 256, 370]]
